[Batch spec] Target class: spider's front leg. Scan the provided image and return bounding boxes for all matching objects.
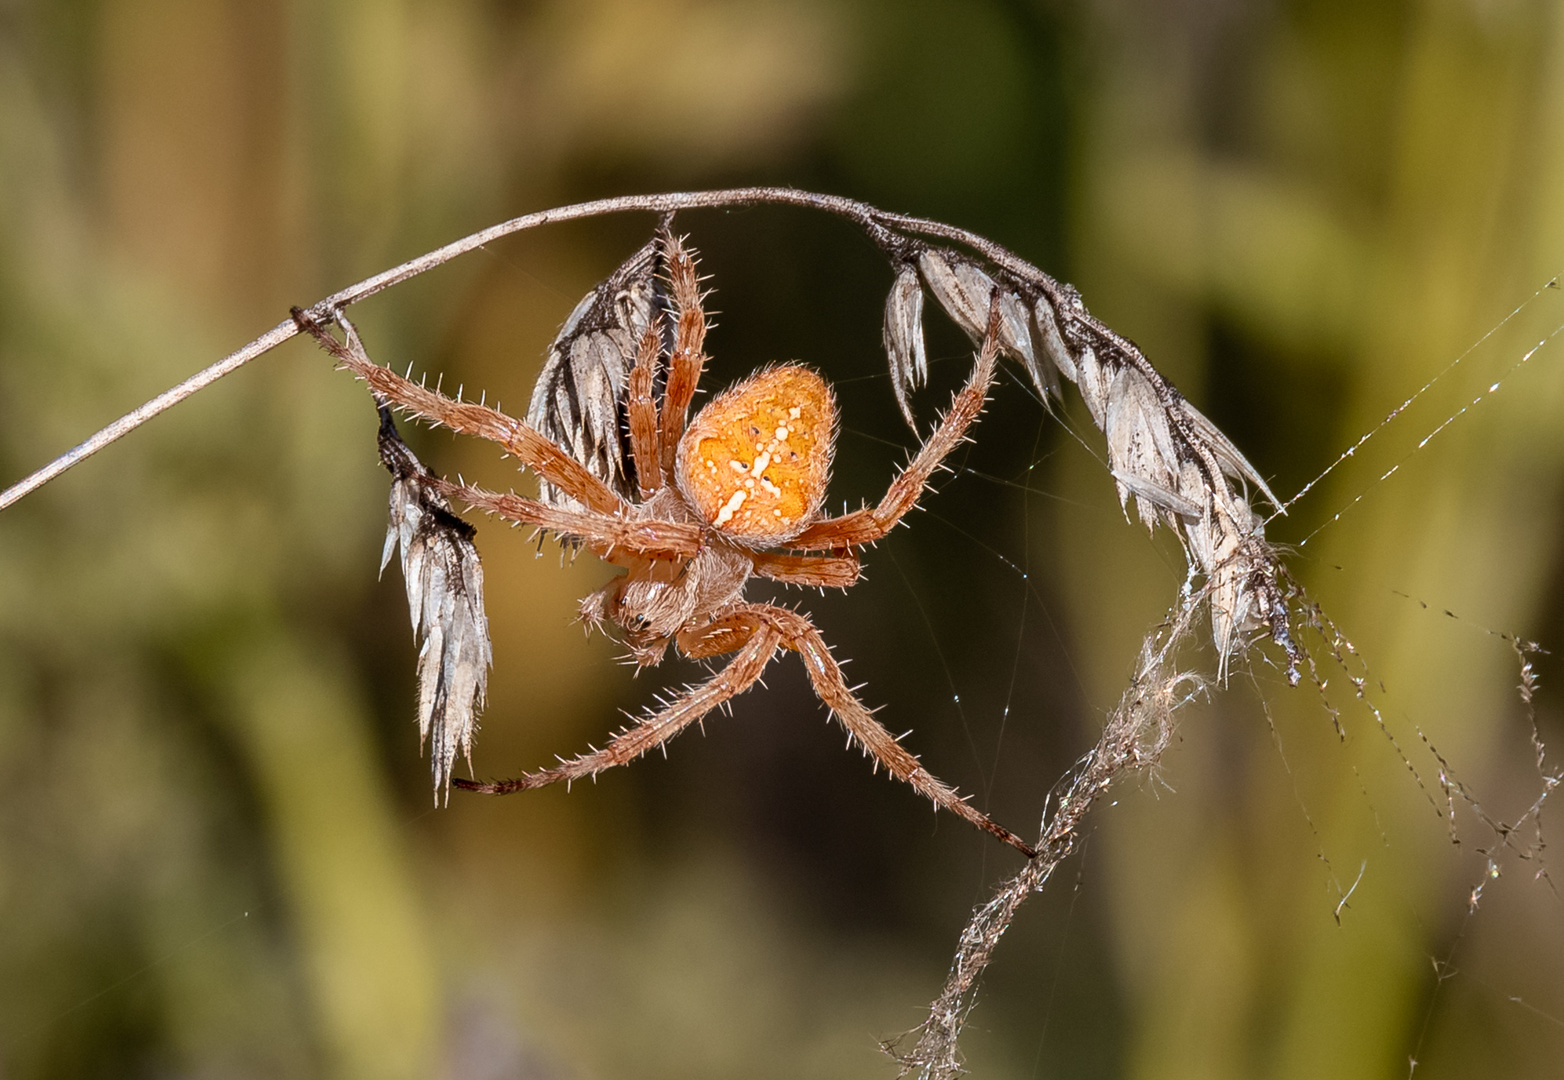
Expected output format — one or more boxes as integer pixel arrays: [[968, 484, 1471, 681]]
[[658, 236, 709, 473], [627, 319, 664, 498], [292, 307, 625, 515]]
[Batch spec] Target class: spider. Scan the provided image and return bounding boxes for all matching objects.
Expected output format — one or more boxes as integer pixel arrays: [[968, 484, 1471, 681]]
[[308, 234, 1037, 858]]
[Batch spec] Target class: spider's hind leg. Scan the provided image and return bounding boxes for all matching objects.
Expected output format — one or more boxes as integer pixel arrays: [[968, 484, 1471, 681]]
[[454, 611, 780, 795]]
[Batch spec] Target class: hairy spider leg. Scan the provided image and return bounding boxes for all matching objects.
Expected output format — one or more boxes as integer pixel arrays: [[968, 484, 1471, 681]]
[[658, 236, 709, 473], [627, 319, 664, 498], [428, 477, 701, 561], [454, 609, 783, 793], [749, 550, 860, 589], [457, 602, 1038, 858], [753, 604, 1037, 858], [293, 308, 627, 516], [785, 297, 1002, 552]]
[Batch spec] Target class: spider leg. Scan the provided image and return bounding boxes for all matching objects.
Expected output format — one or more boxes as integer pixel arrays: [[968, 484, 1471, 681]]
[[658, 235, 709, 472], [459, 594, 1035, 857], [429, 477, 701, 560], [627, 319, 664, 498], [750, 550, 860, 589], [454, 612, 781, 794], [292, 307, 625, 515], [784, 296, 1003, 551], [757, 603, 1038, 858]]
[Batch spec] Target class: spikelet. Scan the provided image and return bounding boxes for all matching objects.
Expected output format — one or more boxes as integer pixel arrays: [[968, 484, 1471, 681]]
[[527, 238, 663, 508], [894, 246, 1294, 681], [378, 407, 493, 803]]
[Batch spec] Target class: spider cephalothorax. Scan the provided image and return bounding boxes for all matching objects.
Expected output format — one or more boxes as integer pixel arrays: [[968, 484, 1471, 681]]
[[308, 233, 1036, 857]]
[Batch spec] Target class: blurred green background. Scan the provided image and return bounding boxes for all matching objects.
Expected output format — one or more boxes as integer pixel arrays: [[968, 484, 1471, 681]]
[[3, 0, 1564, 1077]]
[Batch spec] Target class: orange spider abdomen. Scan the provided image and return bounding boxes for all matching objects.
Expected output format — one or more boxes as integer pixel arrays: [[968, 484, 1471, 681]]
[[675, 365, 836, 545]]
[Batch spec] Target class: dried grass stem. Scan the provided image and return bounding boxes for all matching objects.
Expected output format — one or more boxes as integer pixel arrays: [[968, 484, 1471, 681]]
[[2, 187, 1116, 511]]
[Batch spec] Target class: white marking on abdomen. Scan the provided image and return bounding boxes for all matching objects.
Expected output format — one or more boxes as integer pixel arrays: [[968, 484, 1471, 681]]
[[713, 489, 747, 527]]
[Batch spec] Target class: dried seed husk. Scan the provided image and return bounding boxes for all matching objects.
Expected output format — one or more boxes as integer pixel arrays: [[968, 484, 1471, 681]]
[[883, 263, 928, 430], [1021, 302, 1063, 407], [1178, 401, 1280, 510], [1105, 366, 1182, 531], [1195, 497, 1268, 678], [379, 409, 492, 804], [528, 238, 661, 508], [1031, 294, 1076, 384], [1110, 468, 1204, 521], [1074, 342, 1111, 428], [917, 250, 1047, 396]]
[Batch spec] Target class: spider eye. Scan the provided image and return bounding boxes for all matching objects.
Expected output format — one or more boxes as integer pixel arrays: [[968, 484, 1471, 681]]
[[675, 365, 835, 543]]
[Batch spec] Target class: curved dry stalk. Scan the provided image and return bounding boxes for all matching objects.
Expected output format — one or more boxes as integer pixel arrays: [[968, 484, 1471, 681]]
[[0, 188, 954, 511]]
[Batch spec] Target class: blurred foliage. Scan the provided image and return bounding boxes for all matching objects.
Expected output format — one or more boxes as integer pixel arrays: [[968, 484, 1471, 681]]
[[2, 0, 1563, 1077]]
